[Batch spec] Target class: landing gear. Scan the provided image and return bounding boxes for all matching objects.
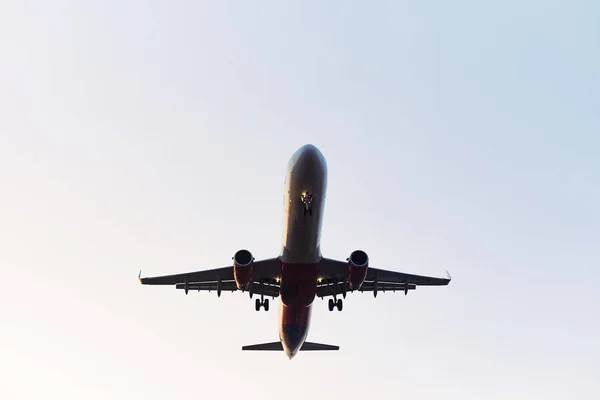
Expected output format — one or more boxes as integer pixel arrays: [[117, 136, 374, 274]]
[[327, 280, 343, 311], [255, 298, 269, 311], [328, 298, 343, 311], [301, 191, 313, 217], [255, 281, 269, 311]]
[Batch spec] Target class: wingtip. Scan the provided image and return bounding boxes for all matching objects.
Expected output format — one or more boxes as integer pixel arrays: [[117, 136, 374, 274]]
[[446, 270, 452, 281]]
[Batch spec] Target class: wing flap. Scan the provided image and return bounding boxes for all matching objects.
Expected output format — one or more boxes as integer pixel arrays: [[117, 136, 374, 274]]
[[175, 281, 280, 297], [317, 281, 416, 298]]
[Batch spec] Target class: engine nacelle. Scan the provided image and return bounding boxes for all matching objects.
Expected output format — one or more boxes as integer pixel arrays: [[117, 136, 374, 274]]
[[233, 249, 254, 290], [348, 250, 369, 290]]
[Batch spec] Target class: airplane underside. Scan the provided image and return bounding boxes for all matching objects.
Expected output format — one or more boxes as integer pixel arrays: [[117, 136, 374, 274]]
[[138, 144, 451, 359]]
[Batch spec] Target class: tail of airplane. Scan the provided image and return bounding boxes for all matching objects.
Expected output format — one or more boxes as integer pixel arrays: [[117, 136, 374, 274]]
[[242, 341, 339, 351]]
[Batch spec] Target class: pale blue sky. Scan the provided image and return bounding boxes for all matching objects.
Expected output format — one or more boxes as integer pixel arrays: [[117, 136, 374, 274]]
[[1, 1, 599, 399]]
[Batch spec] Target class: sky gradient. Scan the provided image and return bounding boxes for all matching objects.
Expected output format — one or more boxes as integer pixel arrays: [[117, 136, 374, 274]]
[[1, 1, 599, 399]]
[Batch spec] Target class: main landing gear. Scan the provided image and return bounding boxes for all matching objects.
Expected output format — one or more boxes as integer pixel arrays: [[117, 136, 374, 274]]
[[254, 280, 269, 311], [328, 298, 343, 311], [327, 280, 343, 311], [255, 298, 269, 311]]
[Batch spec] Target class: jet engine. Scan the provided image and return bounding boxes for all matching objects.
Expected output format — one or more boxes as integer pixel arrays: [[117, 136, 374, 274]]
[[233, 249, 254, 290], [348, 250, 369, 290]]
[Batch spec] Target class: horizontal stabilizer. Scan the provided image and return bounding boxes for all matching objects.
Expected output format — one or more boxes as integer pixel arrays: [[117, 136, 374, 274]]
[[242, 341, 339, 351], [242, 342, 283, 351], [300, 342, 339, 351]]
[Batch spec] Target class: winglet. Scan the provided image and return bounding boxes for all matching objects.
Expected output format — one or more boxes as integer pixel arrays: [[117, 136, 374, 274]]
[[446, 270, 452, 281], [138, 270, 142, 283]]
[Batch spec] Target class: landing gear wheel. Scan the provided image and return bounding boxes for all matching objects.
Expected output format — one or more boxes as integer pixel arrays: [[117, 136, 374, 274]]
[[255, 298, 261, 311], [328, 298, 334, 311], [264, 298, 270, 311], [336, 299, 343, 311]]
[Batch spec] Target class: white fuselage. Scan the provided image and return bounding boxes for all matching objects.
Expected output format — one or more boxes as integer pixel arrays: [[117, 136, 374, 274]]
[[280, 144, 328, 264], [277, 144, 328, 358]]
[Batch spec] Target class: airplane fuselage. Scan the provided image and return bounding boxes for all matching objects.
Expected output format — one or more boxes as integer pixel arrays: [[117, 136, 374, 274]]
[[139, 143, 451, 358], [278, 144, 328, 358]]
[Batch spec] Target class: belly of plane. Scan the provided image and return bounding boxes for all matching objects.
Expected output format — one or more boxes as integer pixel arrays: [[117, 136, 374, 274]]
[[278, 262, 319, 358]]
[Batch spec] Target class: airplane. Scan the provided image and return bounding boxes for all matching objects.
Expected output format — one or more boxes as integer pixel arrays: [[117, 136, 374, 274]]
[[139, 144, 451, 359]]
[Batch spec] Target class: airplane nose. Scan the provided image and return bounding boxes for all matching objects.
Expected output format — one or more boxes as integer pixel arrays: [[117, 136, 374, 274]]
[[300, 144, 322, 158], [295, 144, 326, 168], [286, 144, 328, 184], [301, 143, 319, 153]]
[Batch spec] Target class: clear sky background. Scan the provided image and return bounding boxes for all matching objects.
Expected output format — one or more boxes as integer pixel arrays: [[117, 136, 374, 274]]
[[1, 1, 599, 399]]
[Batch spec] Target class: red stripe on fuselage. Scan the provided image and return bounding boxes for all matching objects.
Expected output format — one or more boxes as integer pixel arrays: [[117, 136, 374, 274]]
[[281, 303, 312, 326], [279, 263, 319, 307], [278, 262, 320, 356]]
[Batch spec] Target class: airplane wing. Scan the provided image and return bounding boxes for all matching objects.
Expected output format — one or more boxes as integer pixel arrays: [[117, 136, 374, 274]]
[[317, 257, 450, 297], [139, 257, 282, 297]]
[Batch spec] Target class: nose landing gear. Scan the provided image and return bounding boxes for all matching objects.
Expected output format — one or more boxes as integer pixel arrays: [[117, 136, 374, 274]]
[[301, 192, 313, 216]]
